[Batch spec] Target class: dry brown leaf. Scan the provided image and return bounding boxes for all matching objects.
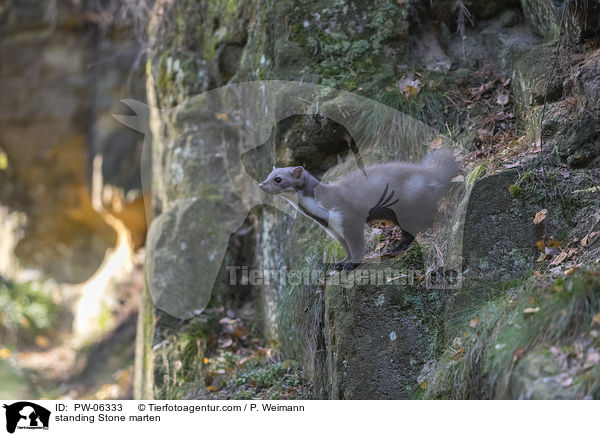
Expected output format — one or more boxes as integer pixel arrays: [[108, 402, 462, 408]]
[[533, 209, 547, 225], [582, 234, 592, 247], [429, 136, 444, 149], [512, 347, 526, 362], [420, 381, 429, 389], [469, 317, 480, 328], [257, 347, 271, 358], [533, 270, 543, 278], [523, 307, 540, 314], [593, 313, 600, 325], [451, 347, 465, 360], [549, 250, 568, 266]]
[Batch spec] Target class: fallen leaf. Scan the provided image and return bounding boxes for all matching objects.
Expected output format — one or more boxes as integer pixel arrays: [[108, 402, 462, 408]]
[[549, 250, 568, 266], [451, 347, 465, 360], [429, 136, 444, 149], [547, 238, 561, 248], [469, 317, 480, 328], [533, 209, 547, 225], [496, 93, 509, 106], [203, 357, 210, 364], [559, 376, 573, 388], [0, 348, 10, 359], [206, 386, 219, 392], [405, 85, 419, 96], [218, 338, 233, 348], [586, 352, 600, 366], [582, 234, 592, 247], [478, 129, 493, 140], [533, 270, 543, 278], [257, 347, 271, 358], [512, 347, 526, 362], [593, 313, 600, 325], [523, 307, 540, 314], [420, 381, 429, 390], [215, 112, 230, 122]]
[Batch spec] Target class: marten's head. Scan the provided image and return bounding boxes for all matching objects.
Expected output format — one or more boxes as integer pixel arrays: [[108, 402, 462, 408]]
[[259, 166, 306, 195]]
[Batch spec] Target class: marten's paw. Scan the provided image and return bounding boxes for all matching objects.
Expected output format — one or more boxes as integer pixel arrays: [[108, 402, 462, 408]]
[[334, 262, 345, 271], [342, 262, 360, 270]]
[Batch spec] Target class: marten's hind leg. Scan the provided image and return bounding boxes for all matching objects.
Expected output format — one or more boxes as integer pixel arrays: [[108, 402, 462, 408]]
[[389, 231, 415, 253]]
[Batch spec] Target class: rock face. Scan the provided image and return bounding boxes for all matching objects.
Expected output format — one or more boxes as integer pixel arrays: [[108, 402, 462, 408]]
[[0, 1, 148, 342], [137, 0, 600, 399], [324, 255, 448, 399], [0, 0, 147, 283]]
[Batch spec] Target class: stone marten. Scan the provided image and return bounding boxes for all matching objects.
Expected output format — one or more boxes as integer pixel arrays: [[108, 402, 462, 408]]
[[258, 149, 458, 270]]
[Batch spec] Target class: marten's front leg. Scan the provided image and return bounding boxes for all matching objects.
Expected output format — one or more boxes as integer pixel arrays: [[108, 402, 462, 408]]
[[341, 220, 365, 270], [333, 237, 351, 271]]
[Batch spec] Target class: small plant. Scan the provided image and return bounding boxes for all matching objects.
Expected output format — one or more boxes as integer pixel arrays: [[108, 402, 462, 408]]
[[509, 184, 521, 198], [0, 277, 59, 345]]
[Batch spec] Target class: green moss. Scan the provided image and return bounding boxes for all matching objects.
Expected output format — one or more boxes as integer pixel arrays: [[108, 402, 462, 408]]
[[509, 184, 520, 198], [467, 164, 487, 187], [425, 268, 600, 399], [0, 277, 60, 345], [278, 0, 412, 91]]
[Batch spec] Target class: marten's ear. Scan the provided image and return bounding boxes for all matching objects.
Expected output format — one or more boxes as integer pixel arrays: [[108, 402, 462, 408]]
[[291, 166, 304, 178]]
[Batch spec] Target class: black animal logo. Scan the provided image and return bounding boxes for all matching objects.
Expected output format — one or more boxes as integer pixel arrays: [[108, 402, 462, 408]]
[[367, 183, 400, 225], [367, 183, 415, 253], [3, 402, 50, 434]]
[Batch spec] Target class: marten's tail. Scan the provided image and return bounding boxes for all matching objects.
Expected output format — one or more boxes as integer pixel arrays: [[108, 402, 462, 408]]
[[421, 148, 459, 184]]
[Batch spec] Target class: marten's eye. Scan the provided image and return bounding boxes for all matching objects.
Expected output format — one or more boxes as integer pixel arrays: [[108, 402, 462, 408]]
[[274, 177, 282, 183]]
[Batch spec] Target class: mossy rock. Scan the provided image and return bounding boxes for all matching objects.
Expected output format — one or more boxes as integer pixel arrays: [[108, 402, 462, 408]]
[[323, 256, 448, 399], [520, 0, 600, 42], [512, 42, 565, 110]]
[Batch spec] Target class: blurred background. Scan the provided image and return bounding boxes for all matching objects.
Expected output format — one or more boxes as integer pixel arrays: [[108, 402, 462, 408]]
[[0, 0, 150, 399]]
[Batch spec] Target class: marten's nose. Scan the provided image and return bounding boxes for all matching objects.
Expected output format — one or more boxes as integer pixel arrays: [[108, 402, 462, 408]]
[[258, 182, 265, 189]]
